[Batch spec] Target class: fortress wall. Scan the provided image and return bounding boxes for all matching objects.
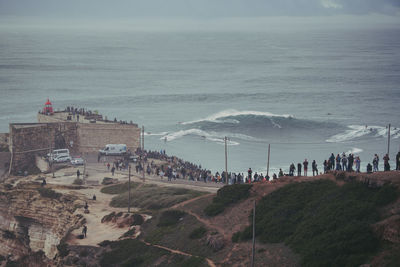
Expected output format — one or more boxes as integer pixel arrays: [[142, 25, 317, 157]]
[[8, 119, 140, 174], [9, 123, 79, 175], [77, 123, 141, 153], [37, 113, 65, 123]]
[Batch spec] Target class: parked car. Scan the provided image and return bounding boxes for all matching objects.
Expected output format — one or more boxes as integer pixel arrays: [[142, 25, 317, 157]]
[[129, 155, 138, 163], [71, 157, 85, 165], [47, 149, 70, 160], [52, 155, 72, 163], [99, 144, 127, 156]]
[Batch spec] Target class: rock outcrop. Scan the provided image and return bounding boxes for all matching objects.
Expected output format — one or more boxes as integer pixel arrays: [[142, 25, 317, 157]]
[[0, 182, 84, 261]]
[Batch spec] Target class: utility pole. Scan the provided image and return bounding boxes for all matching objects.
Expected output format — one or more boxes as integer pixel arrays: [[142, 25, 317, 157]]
[[387, 123, 391, 155], [267, 144, 270, 178], [83, 157, 86, 184], [142, 126, 144, 151], [128, 165, 131, 213], [51, 142, 55, 178], [251, 200, 256, 267], [142, 126, 145, 182], [224, 136, 228, 184]]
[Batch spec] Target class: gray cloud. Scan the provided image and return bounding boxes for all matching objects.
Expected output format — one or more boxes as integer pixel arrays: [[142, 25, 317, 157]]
[[0, 0, 399, 18]]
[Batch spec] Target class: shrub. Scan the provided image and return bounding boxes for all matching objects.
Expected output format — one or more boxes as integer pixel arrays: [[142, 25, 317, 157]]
[[132, 214, 144, 226], [204, 184, 252, 216], [2, 230, 16, 239], [98, 240, 112, 247], [157, 210, 186, 227], [231, 232, 241, 243], [189, 227, 207, 239], [37, 187, 61, 200], [73, 178, 83, 185], [57, 243, 69, 257], [122, 228, 136, 238], [79, 249, 88, 257], [0, 255, 5, 263], [101, 181, 137, 194]]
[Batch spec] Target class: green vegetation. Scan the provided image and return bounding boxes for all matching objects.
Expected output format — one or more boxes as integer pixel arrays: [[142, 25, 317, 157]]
[[204, 184, 252, 216], [157, 210, 186, 227], [122, 228, 136, 238], [189, 227, 207, 239], [100, 181, 139, 194], [382, 245, 400, 267], [37, 187, 62, 200], [132, 214, 144, 225], [143, 211, 214, 258], [99, 239, 206, 267], [0, 255, 5, 263], [234, 180, 399, 267], [57, 242, 69, 257], [72, 178, 83, 185], [108, 184, 205, 210]]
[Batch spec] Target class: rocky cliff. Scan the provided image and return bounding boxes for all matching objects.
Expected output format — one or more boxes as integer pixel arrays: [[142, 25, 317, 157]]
[[0, 182, 84, 263]]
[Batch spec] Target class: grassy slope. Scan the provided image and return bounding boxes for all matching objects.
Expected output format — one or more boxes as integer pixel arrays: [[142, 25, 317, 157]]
[[236, 179, 399, 267], [99, 239, 207, 267], [142, 209, 215, 258], [104, 183, 205, 210]]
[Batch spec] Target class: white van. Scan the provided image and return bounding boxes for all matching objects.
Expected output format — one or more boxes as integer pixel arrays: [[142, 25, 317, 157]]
[[47, 149, 70, 160], [99, 144, 127, 156]]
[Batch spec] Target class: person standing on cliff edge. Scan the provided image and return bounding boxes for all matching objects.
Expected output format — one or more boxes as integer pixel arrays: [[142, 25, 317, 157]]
[[396, 151, 400, 171]]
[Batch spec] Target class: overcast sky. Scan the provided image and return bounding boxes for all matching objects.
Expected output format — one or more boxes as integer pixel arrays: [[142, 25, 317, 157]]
[[1, 0, 400, 18]]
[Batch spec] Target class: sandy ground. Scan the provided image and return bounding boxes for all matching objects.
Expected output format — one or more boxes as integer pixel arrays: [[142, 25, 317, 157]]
[[41, 161, 223, 248]]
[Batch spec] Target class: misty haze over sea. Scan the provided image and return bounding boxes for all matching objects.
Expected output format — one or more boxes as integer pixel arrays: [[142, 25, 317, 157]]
[[1, 5, 400, 174]]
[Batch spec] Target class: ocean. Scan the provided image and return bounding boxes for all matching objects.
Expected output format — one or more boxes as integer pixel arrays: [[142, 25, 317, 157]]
[[1, 19, 399, 175]]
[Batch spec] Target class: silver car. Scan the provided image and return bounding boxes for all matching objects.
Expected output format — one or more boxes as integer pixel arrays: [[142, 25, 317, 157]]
[[53, 155, 72, 163], [71, 157, 85, 165]]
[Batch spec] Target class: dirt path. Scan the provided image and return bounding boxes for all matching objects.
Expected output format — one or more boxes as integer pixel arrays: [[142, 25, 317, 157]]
[[141, 240, 216, 267], [170, 193, 214, 210], [65, 187, 133, 246]]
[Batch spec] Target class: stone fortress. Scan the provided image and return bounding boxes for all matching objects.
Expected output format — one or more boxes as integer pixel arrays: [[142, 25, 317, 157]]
[[0, 99, 141, 176]]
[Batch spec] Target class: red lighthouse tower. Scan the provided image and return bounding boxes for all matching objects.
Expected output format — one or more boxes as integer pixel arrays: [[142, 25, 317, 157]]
[[43, 98, 54, 115]]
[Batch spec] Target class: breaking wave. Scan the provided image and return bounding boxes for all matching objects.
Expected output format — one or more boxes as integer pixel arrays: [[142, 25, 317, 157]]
[[345, 147, 364, 155], [144, 131, 169, 136], [181, 109, 293, 125], [326, 125, 400, 143], [160, 129, 241, 145]]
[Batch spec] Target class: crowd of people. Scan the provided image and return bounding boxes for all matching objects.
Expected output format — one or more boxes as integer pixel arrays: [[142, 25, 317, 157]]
[[105, 149, 400, 185]]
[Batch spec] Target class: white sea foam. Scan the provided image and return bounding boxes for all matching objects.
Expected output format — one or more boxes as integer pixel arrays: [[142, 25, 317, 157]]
[[345, 147, 363, 155], [181, 109, 293, 125], [326, 125, 400, 143], [159, 129, 248, 146], [144, 131, 169, 136]]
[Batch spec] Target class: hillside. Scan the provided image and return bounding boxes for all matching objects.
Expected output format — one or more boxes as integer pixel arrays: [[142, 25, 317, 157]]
[[0, 168, 399, 266]]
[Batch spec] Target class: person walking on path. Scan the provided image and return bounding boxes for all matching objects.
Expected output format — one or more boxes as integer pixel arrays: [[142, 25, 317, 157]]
[[77, 169, 80, 179], [107, 162, 110, 171], [82, 225, 87, 238], [303, 159, 309, 176], [111, 166, 115, 176]]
